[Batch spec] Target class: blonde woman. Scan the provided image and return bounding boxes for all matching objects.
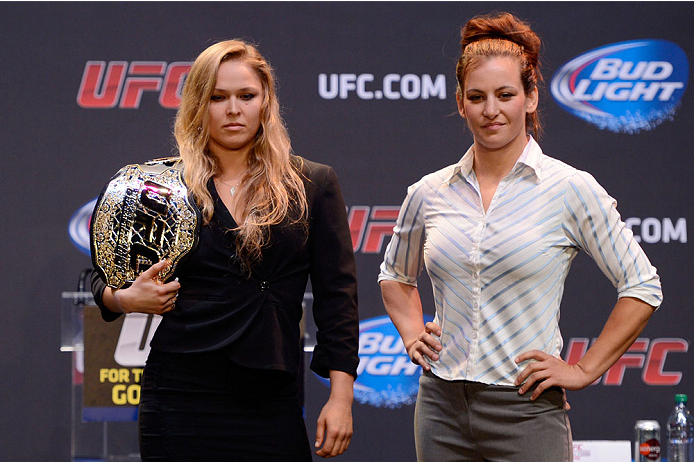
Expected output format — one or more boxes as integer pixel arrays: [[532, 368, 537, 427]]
[[92, 40, 358, 461]]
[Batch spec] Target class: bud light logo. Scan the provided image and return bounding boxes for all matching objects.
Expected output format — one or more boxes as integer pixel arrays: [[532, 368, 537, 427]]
[[69, 198, 96, 256], [551, 39, 688, 133], [314, 315, 431, 408]]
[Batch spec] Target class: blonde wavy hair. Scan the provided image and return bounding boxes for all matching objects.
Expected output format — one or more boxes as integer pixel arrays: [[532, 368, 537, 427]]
[[175, 39, 308, 269]]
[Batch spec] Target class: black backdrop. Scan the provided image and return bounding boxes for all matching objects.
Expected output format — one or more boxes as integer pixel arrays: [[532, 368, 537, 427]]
[[1, 2, 692, 460]]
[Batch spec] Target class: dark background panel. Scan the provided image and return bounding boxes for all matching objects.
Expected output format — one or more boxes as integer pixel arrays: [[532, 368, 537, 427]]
[[0, 2, 691, 460]]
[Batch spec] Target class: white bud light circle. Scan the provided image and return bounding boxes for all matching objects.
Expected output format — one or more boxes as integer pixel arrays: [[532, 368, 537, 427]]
[[69, 198, 97, 256], [313, 314, 433, 408], [551, 39, 688, 133]]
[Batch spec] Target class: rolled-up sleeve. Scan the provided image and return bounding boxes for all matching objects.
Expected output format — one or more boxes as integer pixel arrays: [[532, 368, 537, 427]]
[[308, 165, 360, 378], [378, 181, 427, 287], [563, 171, 663, 308]]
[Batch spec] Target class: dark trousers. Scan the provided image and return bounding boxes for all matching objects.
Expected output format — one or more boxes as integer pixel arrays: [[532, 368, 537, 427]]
[[138, 349, 312, 462], [415, 371, 573, 462]]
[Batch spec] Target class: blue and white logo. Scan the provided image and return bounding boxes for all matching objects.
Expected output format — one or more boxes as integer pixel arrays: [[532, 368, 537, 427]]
[[69, 198, 97, 256], [314, 315, 432, 409], [551, 39, 688, 133]]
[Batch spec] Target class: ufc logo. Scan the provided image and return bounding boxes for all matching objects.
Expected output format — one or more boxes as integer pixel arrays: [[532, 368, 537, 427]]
[[348, 206, 400, 254], [130, 181, 172, 272], [77, 61, 192, 109], [564, 337, 689, 386]]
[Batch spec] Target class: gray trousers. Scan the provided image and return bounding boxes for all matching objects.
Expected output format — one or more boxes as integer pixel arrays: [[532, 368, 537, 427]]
[[414, 372, 573, 462]]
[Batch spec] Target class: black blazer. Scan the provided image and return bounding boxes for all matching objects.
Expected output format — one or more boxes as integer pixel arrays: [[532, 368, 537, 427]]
[[92, 157, 359, 379]]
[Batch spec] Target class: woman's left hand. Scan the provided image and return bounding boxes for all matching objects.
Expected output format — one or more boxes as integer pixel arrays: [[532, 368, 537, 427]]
[[516, 299, 657, 401], [314, 395, 353, 458], [514, 350, 593, 400]]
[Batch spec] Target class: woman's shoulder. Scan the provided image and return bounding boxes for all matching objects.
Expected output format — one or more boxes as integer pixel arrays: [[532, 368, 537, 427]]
[[292, 155, 333, 180], [401, 163, 457, 198], [538, 153, 609, 200], [291, 156, 341, 195]]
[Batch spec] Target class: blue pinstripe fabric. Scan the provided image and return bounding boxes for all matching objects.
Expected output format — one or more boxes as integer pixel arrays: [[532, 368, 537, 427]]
[[379, 137, 662, 385]]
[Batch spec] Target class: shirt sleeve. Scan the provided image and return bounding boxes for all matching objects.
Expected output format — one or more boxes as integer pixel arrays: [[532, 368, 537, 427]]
[[562, 170, 663, 308], [308, 165, 360, 379], [378, 181, 427, 287], [90, 270, 123, 322]]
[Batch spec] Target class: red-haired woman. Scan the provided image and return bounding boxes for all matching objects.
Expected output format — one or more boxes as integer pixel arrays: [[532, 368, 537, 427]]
[[380, 12, 662, 462]]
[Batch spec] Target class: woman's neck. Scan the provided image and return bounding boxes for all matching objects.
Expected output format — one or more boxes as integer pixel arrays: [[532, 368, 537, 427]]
[[210, 146, 250, 180], [472, 136, 528, 183]]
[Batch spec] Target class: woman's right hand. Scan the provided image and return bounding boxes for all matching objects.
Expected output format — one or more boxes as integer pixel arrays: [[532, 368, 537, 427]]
[[108, 260, 181, 315], [405, 322, 442, 371]]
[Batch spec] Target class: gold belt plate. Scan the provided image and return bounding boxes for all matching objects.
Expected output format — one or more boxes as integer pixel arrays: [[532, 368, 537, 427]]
[[90, 159, 200, 288]]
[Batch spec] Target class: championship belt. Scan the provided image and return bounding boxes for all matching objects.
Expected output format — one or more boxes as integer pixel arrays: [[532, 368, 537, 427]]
[[90, 158, 201, 288]]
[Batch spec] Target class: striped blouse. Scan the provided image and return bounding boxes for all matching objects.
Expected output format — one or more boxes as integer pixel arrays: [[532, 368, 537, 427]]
[[378, 137, 662, 386]]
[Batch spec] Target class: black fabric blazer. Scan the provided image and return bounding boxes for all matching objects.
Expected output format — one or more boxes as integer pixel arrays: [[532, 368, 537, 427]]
[[92, 157, 359, 379]]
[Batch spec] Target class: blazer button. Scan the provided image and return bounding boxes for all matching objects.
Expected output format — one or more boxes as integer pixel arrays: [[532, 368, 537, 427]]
[[260, 281, 270, 291]]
